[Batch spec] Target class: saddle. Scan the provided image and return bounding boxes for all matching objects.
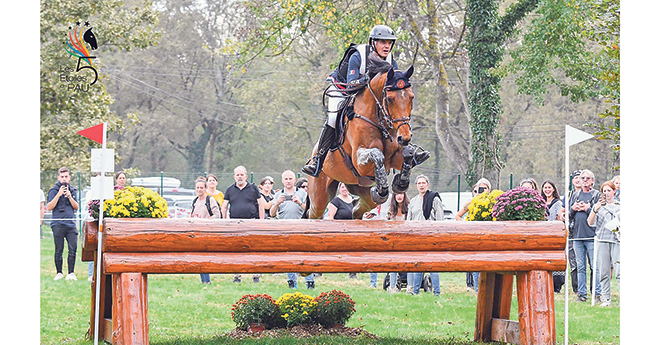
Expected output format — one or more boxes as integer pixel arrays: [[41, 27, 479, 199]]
[[329, 95, 377, 187]]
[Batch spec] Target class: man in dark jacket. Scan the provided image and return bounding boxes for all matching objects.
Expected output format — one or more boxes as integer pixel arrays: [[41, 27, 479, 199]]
[[46, 167, 79, 281]]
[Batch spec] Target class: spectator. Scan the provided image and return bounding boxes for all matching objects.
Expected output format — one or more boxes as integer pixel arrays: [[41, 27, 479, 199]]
[[611, 175, 620, 201], [191, 178, 220, 284], [569, 169, 601, 302], [384, 192, 409, 293], [295, 177, 308, 208], [114, 171, 127, 190], [46, 167, 80, 281], [587, 181, 620, 307], [222, 165, 266, 283], [40, 189, 46, 239], [327, 182, 354, 220], [406, 174, 443, 296], [455, 178, 491, 221], [260, 176, 276, 219], [541, 180, 565, 293], [457, 178, 491, 292], [206, 174, 224, 217], [542, 180, 562, 222], [326, 183, 359, 278], [561, 170, 582, 295], [519, 178, 540, 193], [271, 170, 312, 288]]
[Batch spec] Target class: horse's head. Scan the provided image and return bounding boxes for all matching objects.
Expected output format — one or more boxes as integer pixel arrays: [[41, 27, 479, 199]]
[[383, 66, 414, 146]]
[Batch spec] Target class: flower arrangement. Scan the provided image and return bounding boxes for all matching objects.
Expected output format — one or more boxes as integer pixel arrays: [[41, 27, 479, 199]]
[[311, 289, 356, 327], [231, 294, 283, 330], [466, 189, 504, 221], [492, 186, 547, 221], [87, 186, 168, 219], [275, 292, 317, 327]]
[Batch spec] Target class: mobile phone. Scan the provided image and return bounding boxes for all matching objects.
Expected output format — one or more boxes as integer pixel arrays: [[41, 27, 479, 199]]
[[478, 186, 486, 194], [284, 194, 293, 201]]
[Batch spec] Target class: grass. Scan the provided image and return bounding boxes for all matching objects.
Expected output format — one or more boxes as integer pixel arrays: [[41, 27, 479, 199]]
[[40, 228, 619, 344]]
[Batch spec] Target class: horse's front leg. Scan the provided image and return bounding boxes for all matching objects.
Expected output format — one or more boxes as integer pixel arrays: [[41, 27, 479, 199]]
[[392, 145, 415, 194], [357, 147, 389, 204]]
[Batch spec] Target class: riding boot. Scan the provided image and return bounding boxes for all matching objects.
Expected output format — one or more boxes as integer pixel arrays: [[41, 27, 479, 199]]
[[302, 124, 336, 177], [408, 143, 430, 168]]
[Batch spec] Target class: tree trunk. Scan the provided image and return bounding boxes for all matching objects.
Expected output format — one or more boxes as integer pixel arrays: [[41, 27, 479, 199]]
[[435, 59, 469, 174]]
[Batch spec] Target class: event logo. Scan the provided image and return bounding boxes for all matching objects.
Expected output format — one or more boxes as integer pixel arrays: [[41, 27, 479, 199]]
[[61, 21, 98, 91]]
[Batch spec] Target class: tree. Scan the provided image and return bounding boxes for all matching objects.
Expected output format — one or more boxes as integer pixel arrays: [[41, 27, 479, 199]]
[[507, 0, 619, 170], [105, 0, 247, 175], [464, 0, 539, 186], [40, 0, 159, 173]]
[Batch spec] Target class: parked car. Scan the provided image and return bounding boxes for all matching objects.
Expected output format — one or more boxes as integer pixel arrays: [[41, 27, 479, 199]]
[[165, 195, 195, 218], [439, 192, 473, 221]]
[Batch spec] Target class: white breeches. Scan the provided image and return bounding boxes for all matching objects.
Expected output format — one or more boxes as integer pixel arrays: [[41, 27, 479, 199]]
[[326, 84, 346, 129]]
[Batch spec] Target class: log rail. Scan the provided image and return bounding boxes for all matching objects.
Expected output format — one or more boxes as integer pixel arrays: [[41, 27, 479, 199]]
[[82, 218, 566, 345]]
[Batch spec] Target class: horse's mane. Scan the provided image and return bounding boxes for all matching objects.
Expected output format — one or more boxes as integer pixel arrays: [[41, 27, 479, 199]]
[[366, 52, 393, 79]]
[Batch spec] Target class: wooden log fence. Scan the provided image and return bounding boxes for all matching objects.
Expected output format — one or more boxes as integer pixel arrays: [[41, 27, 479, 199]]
[[81, 218, 566, 345]]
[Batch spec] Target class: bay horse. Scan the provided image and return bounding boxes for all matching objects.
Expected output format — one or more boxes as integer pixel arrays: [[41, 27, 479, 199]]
[[306, 59, 418, 219]]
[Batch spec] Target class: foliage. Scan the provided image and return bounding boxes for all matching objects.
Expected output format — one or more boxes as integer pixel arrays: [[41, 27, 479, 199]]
[[311, 289, 356, 327], [40, 0, 160, 172], [87, 186, 168, 218], [491, 186, 546, 221], [231, 294, 283, 330], [466, 190, 504, 221], [507, 0, 620, 167], [275, 291, 317, 327], [465, 0, 539, 186]]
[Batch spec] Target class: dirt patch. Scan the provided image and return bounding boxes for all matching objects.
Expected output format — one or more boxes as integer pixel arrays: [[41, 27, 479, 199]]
[[224, 324, 380, 340]]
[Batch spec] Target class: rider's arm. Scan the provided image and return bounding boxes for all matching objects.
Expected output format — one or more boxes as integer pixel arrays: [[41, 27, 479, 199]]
[[346, 53, 362, 84]]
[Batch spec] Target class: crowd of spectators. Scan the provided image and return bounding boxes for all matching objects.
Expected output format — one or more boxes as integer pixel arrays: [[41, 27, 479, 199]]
[[44, 165, 619, 307]]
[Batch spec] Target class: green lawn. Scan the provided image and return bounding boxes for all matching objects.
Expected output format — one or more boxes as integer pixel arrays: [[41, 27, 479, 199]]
[[40, 229, 619, 344]]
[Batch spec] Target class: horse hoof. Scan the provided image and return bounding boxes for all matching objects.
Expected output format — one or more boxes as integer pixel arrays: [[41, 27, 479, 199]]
[[392, 173, 410, 194], [370, 186, 389, 204]]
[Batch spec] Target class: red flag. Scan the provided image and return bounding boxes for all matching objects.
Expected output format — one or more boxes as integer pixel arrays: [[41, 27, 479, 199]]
[[77, 123, 104, 144]]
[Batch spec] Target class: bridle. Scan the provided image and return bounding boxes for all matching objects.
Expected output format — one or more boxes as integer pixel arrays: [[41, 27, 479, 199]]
[[354, 77, 412, 141]]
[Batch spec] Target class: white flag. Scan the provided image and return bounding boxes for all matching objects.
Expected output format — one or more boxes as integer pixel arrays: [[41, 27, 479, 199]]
[[566, 125, 593, 146]]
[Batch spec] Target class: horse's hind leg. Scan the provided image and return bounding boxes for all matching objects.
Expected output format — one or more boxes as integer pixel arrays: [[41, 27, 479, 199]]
[[357, 147, 389, 204], [345, 185, 377, 220], [307, 172, 338, 219]]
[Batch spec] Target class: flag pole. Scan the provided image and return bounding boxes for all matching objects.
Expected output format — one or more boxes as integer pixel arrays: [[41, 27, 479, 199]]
[[564, 127, 570, 345], [563, 125, 594, 345], [93, 122, 107, 345]]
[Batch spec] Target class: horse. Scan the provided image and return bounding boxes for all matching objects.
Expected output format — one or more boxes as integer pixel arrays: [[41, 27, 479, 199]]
[[306, 59, 418, 220]]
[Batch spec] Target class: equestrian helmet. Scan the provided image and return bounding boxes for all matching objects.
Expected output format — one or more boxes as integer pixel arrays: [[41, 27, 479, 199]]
[[369, 25, 397, 44]]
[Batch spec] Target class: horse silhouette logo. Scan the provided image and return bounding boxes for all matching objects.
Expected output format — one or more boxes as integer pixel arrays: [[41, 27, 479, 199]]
[[63, 21, 98, 86]]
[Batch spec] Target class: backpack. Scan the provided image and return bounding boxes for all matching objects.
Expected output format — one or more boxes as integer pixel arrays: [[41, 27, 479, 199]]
[[191, 195, 213, 217]]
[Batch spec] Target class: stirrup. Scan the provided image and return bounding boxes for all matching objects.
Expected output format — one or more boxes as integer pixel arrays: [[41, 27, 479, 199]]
[[302, 156, 320, 177]]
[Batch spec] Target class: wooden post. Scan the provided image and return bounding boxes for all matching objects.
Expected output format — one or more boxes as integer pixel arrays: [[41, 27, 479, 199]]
[[516, 270, 556, 345], [474, 272, 514, 342], [113, 273, 149, 345]]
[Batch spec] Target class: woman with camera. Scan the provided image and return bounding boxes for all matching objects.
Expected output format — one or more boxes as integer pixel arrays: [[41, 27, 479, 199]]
[[587, 181, 620, 307]]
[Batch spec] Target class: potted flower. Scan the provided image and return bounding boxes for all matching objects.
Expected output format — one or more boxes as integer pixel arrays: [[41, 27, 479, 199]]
[[311, 289, 356, 328], [231, 294, 282, 332], [275, 292, 316, 327], [87, 186, 168, 219], [466, 189, 504, 221], [492, 186, 546, 221]]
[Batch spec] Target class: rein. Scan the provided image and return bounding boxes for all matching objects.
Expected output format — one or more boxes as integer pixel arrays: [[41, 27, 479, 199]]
[[353, 79, 411, 142]]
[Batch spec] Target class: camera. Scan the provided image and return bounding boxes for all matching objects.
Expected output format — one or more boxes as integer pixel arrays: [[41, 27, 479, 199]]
[[284, 194, 293, 201], [477, 186, 486, 194]]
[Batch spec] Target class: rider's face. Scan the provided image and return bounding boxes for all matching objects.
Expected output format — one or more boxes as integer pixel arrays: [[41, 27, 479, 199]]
[[373, 39, 394, 58]]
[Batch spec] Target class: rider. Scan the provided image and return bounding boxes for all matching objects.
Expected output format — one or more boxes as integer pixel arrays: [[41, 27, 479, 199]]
[[302, 24, 430, 177]]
